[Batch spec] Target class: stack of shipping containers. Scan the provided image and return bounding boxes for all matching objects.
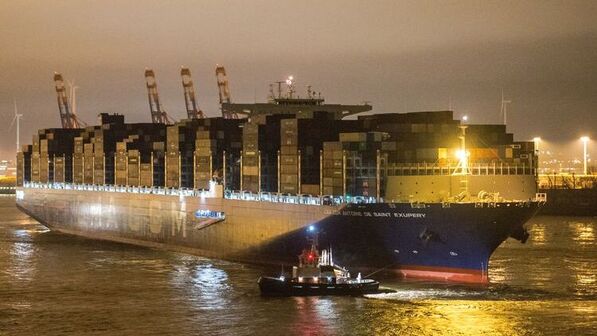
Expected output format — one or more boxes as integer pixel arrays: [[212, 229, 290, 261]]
[[28, 129, 80, 184], [194, 129, 215, 189], [83, 142, 94, 184], [165, 125, 182, 188], [322, 141, 344, 196], [17, 110, 536, 198], [127, 149, 140, 186], [340, 132, 388, 197], [16, 145, 32, 187], [241, 123, 260, 192], [73, 136, 84, 184], [279, 118, 299, 194], [114, 141, 128, 185]]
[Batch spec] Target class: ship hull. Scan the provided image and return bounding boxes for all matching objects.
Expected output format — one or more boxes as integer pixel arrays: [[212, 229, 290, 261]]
[[15, 187, 539, 283]]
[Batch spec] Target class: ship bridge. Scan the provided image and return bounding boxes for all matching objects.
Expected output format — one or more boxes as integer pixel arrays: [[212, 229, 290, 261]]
[[221, 101, 372, 120]]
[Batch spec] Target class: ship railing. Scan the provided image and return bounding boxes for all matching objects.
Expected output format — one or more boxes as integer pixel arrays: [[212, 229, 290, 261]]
[[222, 190, 377, 206], [386, 162, 537, 176], [21, 182, 379, 206]]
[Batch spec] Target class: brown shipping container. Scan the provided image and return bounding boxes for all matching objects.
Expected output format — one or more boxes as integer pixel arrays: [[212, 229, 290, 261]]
[[32, 135, 40, 153], [243, 155, 258, 166], [280, 184, 298, 193], [339, 132, 367, 142], [243, 142, 258, 152], [243, 166, 259, 176], [281, 145, 297, 155], [280, 155, 297, 165], [243, 124, 259, 134], [323, 186, 343, 196], [281, 134, 297, 146], [40, 139, 48, 153], [323, 168, 343, 177], [323, 142, 342, 151], [196, 139, 216, 147], [301, 184, 319, 195], [195, 156, 210, 165], [281, 119, 297, 129], [323, 159, 342, 169], [381, 142, 397, 151], [16, 153, 24, 186], [195, 163, 210, 172], [280, 164, 298, 174], [196, 131, 210, 140], [54, 157, 65, 183], [39, 153, 49, 183], [280, 174, 298, 184]]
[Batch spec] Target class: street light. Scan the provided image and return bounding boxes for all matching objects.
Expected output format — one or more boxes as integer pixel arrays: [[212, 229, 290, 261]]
[[581, 136, 590, 175], [532, 137, 541, 173], [533, 137, 541, 153]]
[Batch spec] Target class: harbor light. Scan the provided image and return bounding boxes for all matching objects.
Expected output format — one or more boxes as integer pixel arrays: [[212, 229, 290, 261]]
[[581, 136, 590, 175], [533, 137, 541, 153], [455, 149, 468, 160]]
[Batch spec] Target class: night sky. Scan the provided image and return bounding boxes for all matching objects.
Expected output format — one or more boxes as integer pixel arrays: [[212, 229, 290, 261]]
[[1, 0, 595, 161]]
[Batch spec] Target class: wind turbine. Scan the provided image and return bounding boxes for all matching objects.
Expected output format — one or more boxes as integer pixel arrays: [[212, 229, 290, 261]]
[[9, 99, 23, 153], [500, 89, 512, 125]]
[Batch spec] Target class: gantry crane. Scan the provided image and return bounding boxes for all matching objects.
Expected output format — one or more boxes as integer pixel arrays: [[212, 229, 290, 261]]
[[180, 67, 205, 119], [144, 68, 174, 124], [215, 65, 236, 119], [54, 72, 86, 128]]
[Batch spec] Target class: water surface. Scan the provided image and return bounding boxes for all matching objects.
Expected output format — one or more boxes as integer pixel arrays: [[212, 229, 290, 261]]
[[0, 197, 595, 335]]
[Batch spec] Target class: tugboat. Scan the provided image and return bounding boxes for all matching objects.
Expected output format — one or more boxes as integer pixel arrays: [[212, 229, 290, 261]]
[[258, 234, 380, 296]]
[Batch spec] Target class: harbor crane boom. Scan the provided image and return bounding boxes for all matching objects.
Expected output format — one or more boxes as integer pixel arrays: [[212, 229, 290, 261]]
[[145, 68, 174, 124], [53, 72, 86, 128], [180, 67, 205, 119], [215, 65, 236, 119]]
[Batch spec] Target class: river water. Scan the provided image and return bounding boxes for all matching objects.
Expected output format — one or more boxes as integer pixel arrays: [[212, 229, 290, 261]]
[[0, 196, 595, 335]]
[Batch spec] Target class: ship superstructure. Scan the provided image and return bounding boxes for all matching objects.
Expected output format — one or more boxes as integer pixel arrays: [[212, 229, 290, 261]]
[[15, 70, 543, 283]]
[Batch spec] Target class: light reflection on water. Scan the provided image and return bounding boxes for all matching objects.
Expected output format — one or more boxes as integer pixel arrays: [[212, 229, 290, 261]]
[[570, 221, 595, 246], [0, 199, 595, 335], [530, 223, 547, 245]]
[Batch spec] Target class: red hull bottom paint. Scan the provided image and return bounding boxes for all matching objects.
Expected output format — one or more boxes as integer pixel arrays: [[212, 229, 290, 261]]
[[397, 266, 488, 284]]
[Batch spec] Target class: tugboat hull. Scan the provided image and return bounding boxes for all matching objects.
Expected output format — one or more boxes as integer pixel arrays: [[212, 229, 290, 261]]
[[258, 277, 380, 296]]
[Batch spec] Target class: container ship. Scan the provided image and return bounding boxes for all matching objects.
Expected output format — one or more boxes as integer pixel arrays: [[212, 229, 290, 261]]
[[15, 68, 543, 283]]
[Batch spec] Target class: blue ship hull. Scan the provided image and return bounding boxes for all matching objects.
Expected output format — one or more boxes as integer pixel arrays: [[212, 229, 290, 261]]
[[260, 201, 539, 283]]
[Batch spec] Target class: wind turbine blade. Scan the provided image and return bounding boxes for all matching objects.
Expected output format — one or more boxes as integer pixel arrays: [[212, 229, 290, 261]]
[[9, 115, 16, 130]]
